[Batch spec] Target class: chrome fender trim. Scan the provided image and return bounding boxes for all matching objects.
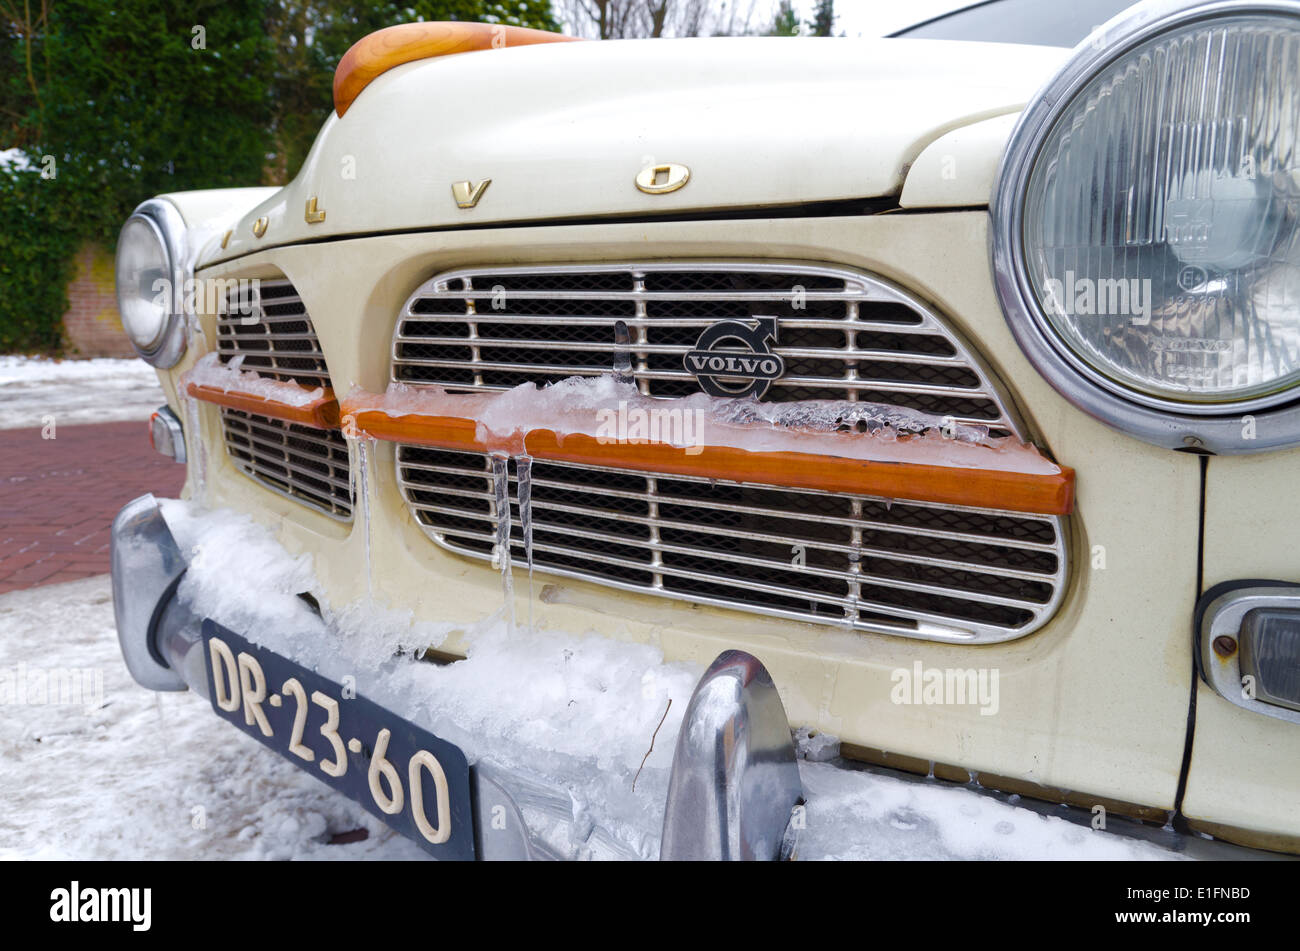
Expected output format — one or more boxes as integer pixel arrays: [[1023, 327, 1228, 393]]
[[660, 650, 803, 860], [110, 494, 189, 692]]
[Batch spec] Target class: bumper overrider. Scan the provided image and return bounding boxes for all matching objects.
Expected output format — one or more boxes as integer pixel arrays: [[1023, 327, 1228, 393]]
[[111, 493, 803, 861]]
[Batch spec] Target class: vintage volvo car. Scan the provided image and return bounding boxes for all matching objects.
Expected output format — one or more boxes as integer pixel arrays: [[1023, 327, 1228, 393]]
[[109, 0, 1300, 859]]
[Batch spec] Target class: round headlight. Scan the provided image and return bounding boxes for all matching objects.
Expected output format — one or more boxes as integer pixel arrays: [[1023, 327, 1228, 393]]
[[115, 216, 170, 351], [994, 0, 1300, 452], [113, 199, 189, 367]]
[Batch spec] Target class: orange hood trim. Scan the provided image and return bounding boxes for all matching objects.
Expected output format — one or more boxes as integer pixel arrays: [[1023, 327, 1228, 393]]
[[334, 21, 580, 117]]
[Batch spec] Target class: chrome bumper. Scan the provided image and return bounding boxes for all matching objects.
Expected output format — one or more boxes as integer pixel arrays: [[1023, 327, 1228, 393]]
[[109, 494, 804, 860], [110, 494, 196, 694]]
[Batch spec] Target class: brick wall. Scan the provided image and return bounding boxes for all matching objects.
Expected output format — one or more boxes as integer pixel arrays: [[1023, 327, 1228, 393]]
[[61, 244, 136, 357]]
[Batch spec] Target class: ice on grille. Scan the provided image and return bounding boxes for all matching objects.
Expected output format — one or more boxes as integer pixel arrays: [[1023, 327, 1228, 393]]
[[343, 375, 1062, 474], [181, 351, 325, 407]]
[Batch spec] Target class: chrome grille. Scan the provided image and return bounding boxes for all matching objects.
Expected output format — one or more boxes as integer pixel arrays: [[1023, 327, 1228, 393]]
[[392, 263, 1022, 437], [213, 278, 350, 518], [217, 278, 330, 386], [221, 408, 353, 520], [396, 446, 1067, 644]]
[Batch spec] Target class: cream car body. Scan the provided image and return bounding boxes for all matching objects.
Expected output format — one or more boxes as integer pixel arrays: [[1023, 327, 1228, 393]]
[[115, 9, 1300, 856]]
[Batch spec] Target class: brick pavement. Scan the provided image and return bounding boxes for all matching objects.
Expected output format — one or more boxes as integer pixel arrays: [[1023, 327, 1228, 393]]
[[0, 421, 186, 594]]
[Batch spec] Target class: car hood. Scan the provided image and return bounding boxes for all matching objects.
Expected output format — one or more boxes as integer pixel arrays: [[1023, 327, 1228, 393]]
[[203, 35, 1069, 266]]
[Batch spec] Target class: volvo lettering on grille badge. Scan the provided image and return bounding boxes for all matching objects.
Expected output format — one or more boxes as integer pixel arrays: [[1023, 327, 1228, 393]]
[[684, 317, 785, 399]]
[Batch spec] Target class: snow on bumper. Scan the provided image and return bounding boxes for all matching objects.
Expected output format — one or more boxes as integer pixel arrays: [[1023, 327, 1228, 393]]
[[109, 494, 803, 860]]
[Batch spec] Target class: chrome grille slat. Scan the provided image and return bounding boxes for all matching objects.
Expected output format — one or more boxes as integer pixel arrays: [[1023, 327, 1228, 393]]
[[398, 315, 943, 333], [395, 335, 972, 365], [398, 455, 1061, 554], [408, 500, 1053, 606], [560, 479, 1059, 552], [397, 476, 1055, 581], [222, 408, 350, 466], [217, 332, 325, 343], [226, 440, 353, 492], [233, 418, 346, 454], [214, 277, 351, 521], [392, 261, 1021, 437], [218, 366, 334, 383], [216, 278, 329, 387], [222, 293, 306, 309], [216, 314, 313, 327], [397, 443, 1068, 644], [223, 408, 353, 520], [390, 359, 995, 403], [413, 509, 1048, 635], [408, 290, 902, 302]]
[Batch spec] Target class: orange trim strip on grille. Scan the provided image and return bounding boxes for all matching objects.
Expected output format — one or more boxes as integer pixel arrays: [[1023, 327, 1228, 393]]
[[186, 382, 341, 430], [346, 406, 1074, 516], [334, 22, 581, 117], [348, 411, 486, 452]]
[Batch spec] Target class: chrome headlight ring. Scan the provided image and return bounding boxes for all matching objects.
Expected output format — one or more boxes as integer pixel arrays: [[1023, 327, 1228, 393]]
[[992, 0, 1300, 454], [115, 197, 190, 368]]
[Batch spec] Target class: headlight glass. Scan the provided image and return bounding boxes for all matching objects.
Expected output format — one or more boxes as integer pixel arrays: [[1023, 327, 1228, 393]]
[[1023, 14, 1300, 406], [115, 215, 171, 352]]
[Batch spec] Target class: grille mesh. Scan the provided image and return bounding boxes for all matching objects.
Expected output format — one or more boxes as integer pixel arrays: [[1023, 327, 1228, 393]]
[[213, 277, 351, 519], [392, 263, 1019, 436], [222, 408, 353, 520], [217, 279, 330, 386], [391, 263, 1063, 642], [396, 446, 1067, 642]]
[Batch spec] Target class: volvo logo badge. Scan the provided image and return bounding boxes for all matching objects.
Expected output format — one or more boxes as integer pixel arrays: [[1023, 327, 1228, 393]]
[[684, 317, 784, 399]]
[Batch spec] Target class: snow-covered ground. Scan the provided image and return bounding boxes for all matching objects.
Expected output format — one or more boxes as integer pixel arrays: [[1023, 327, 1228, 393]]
[[0, 576, 424, 860], [0, 503, 1192, 860], [0, 356, 165, 430]]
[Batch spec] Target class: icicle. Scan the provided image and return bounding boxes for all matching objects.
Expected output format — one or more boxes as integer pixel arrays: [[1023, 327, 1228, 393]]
[[490, 452, 515, 635], [351, 436, 375, 600], [517, 455, 534, 573], [183, 395, 209, 507], [517, 454, 535, 634], [612, 320, 634, 385]]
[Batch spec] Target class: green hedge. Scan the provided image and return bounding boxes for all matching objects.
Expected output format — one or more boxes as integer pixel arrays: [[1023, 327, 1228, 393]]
[[1, 0, 560, 356], [0, 166, 78, 353]]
